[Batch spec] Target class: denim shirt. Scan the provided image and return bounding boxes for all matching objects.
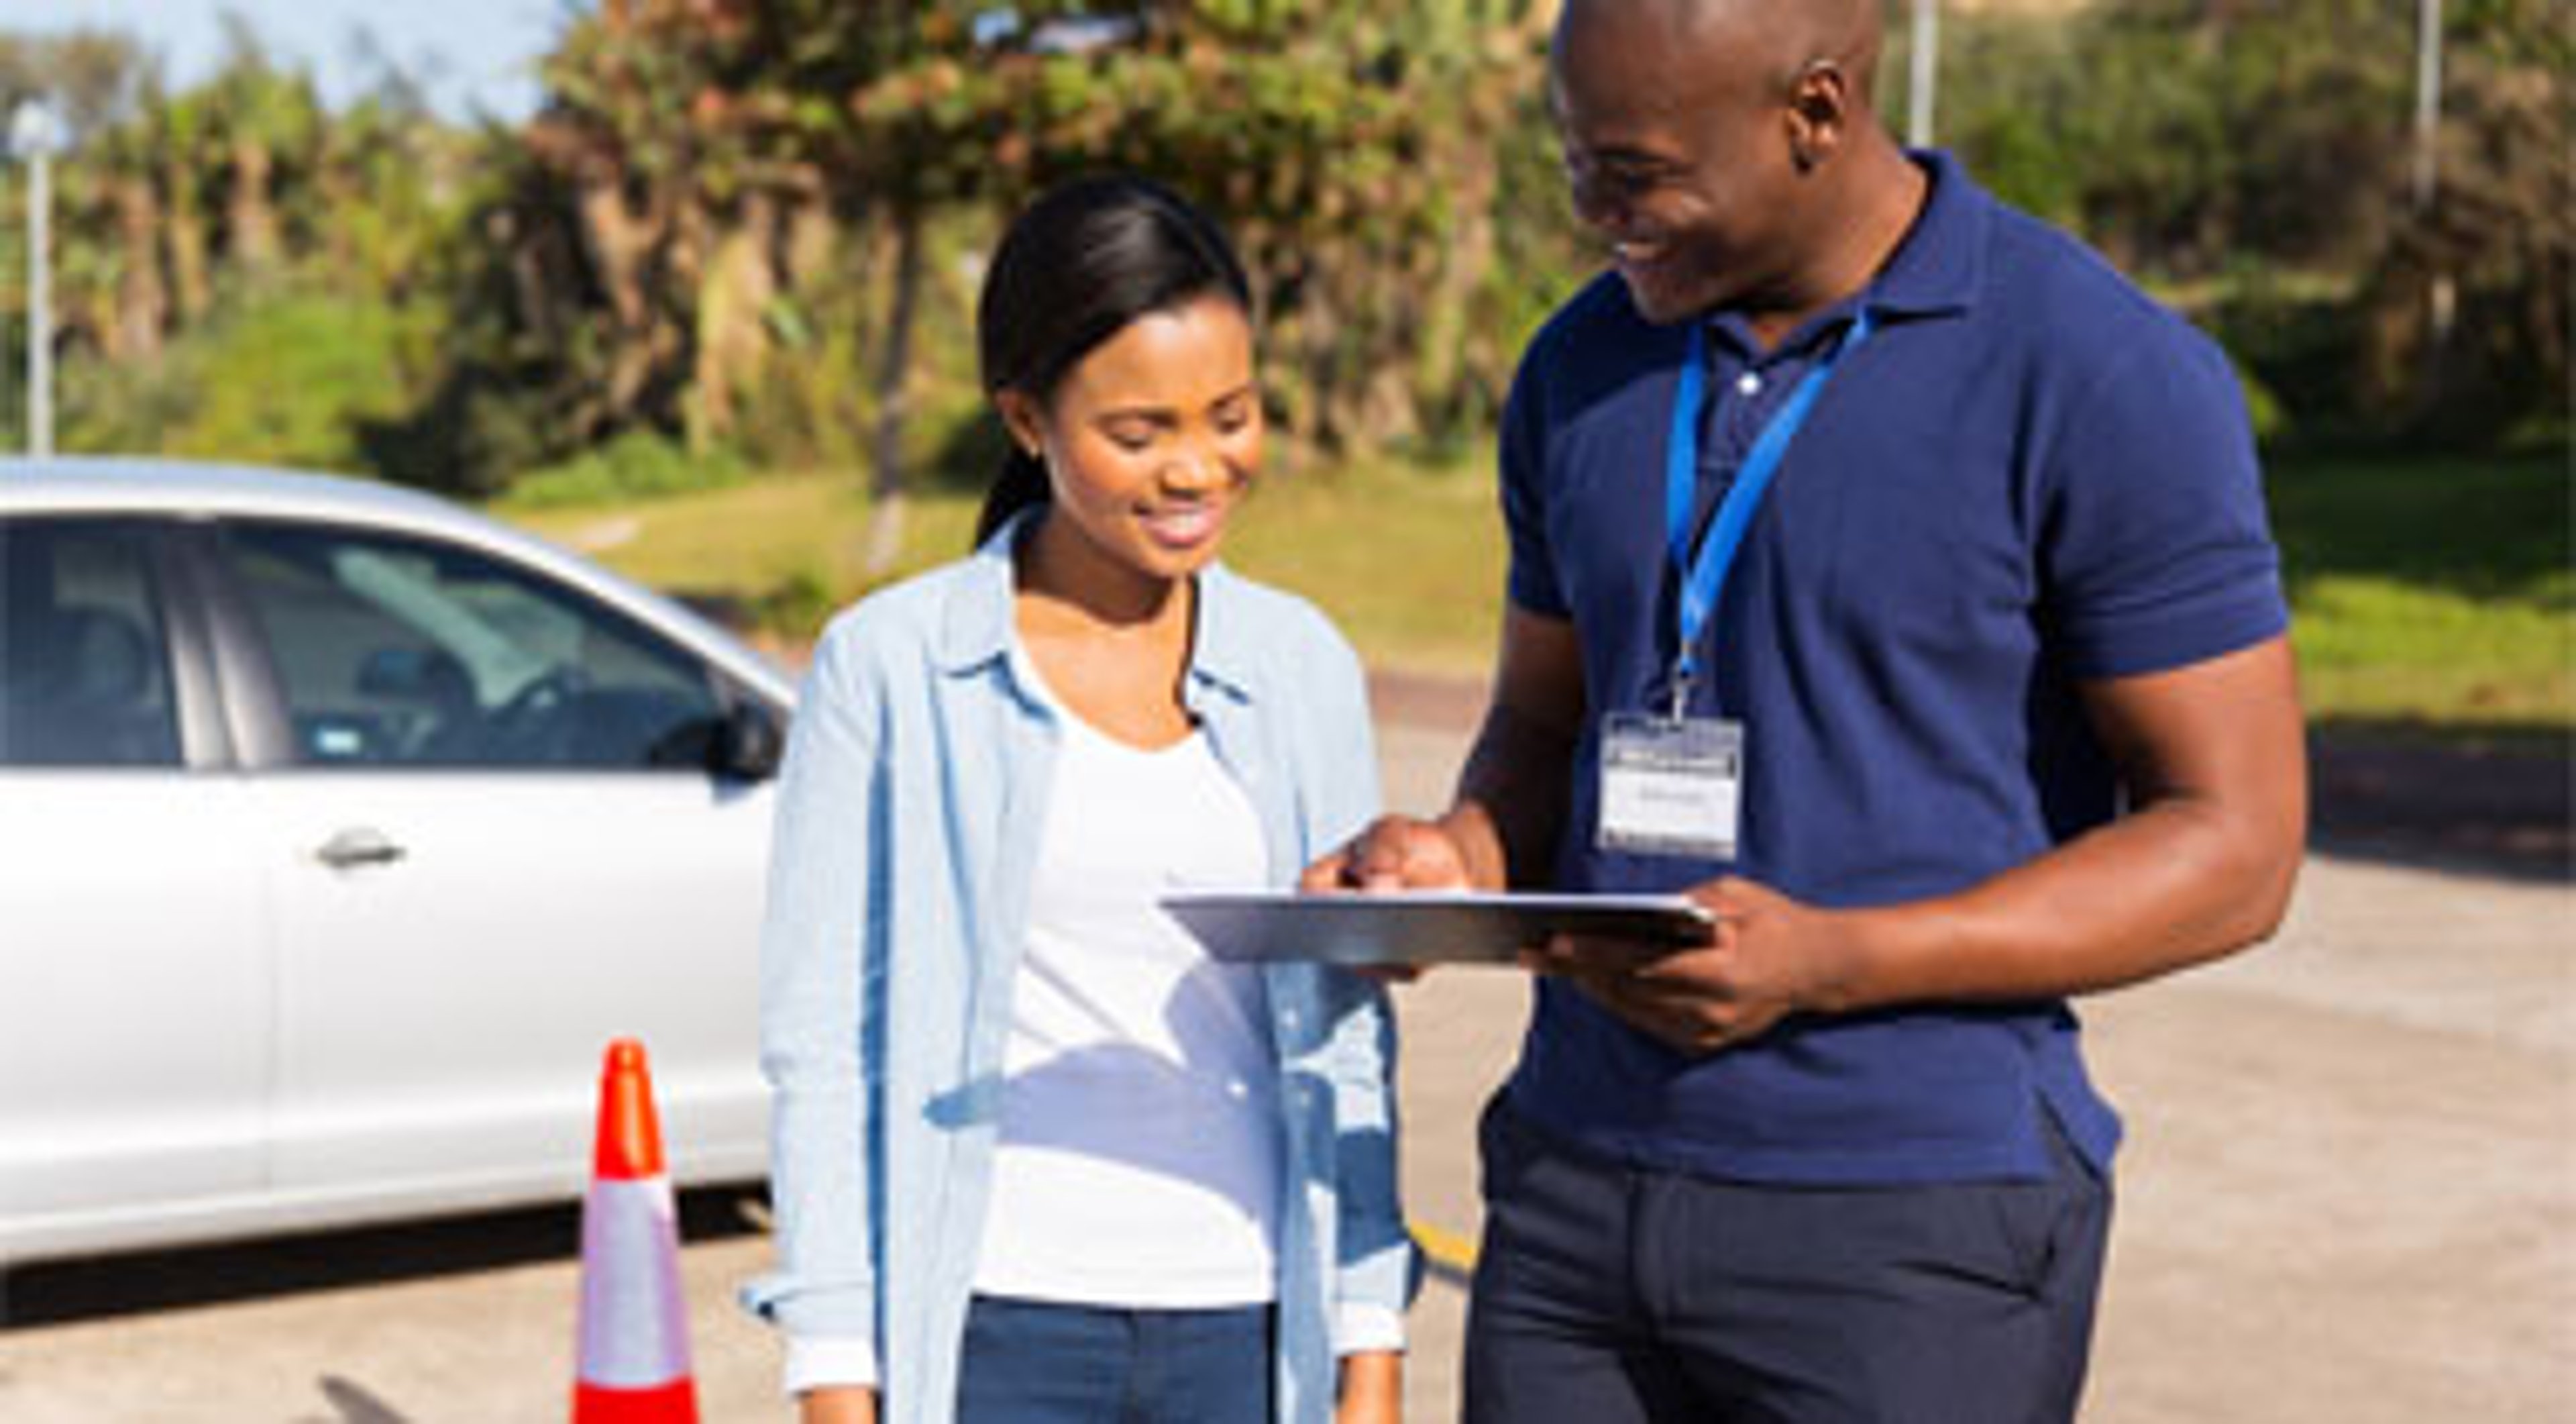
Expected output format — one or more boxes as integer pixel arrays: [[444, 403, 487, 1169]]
[[743, 515, 1412, 1424]]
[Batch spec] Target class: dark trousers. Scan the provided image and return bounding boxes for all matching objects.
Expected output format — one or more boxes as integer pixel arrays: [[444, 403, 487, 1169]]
[[1462, 1097, 2111, 1424], [954, 1294, 1274, 1424]]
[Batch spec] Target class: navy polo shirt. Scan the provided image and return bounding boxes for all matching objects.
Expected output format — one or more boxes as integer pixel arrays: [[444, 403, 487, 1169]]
[[1499, 152, 2287, 1184]]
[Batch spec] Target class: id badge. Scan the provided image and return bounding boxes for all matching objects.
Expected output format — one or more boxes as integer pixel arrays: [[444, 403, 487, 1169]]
[[1597, 713, 1743, 860]]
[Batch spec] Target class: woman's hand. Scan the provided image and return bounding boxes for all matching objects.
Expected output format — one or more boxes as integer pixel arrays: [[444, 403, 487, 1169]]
[[1336, 1349, 1403, 1424], [798, 1385, 878, 1424]]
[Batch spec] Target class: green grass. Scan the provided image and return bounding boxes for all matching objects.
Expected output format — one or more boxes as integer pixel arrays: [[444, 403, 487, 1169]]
[[507, 468, 912, 604], [501, 448, 2572, 740], [505, 454, 1510, 674], [2269, 452, 2572, 738], [1219, 457, 1507, 675]]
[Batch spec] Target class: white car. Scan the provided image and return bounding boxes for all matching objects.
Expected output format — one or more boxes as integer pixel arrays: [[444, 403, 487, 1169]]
[[0, 458, 793, 1265]]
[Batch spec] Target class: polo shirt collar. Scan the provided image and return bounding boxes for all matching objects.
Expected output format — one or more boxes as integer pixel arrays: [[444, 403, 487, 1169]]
[[934, 506, 1258, 703], [1863, 148, 1987, 321], [1701, 150, 1987, 359]]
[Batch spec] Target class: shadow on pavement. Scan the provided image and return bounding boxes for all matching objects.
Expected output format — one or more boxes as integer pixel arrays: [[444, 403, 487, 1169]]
[[2309, 721, 2572, 884], [0, 1185, 764, 1329], [316, 1374, 410, 1423]]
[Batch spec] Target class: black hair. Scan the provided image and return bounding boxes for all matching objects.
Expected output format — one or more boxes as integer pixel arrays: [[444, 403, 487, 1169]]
[[971, 174, 1255, 548]]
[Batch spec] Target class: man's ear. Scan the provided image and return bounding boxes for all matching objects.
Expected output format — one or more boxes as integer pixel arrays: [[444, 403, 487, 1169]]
[[1785, 58, 1852, 173], [994, 389, 1046, 459]]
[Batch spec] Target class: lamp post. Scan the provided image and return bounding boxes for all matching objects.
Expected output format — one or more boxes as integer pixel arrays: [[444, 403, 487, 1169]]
[[10, 98, 61, 460], [1907, 0, 1939, 149], [2410, 0, 2457, 361], [2411, 0, 2445, 210]]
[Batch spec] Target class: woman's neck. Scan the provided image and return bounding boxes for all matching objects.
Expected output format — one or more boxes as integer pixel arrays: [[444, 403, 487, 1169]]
[[1012, 510, 1201, 748], [1014, 509, 1193, 638]]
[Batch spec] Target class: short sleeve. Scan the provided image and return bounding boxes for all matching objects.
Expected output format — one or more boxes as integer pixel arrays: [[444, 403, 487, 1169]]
[[2040, 321, 2288, 679], [1500, 348, 1570, 618]]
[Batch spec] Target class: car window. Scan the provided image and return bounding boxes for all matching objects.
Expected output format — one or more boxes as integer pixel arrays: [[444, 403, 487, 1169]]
[[220, 521, 726, 770], [0, 518, 183, 768]]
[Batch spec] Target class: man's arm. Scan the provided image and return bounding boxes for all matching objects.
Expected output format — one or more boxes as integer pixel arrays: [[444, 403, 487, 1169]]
[[1442, 607, 1587, 890], [1307, 605, 1585, 894], [1841, 633, 2308, 1003], [1548, 636, 2307, 1049]]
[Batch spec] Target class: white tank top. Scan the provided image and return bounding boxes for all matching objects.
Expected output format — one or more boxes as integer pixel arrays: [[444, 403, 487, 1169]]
[[972, 652, 1278, 1306]]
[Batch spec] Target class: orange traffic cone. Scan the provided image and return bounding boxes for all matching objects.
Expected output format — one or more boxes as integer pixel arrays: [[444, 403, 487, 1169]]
[[573, 1039, 699, 1423]]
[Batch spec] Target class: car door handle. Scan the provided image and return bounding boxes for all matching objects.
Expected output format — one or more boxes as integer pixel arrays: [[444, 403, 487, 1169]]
[[315, 827, 407, 870]]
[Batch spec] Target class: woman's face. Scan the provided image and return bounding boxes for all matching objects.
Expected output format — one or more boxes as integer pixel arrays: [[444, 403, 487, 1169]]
[[1000, 294, 1261, 592]]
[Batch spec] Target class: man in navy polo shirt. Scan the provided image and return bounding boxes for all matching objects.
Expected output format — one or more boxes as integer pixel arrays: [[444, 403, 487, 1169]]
[[1307, 0, 2307, 1418]]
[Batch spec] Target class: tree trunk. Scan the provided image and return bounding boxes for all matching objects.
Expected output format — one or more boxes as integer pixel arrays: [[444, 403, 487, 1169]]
[[576, 170, 675, 423], [692, 191, 781, 448], [228, 139, 281, 273], [863, 206, 926, 578], [112, 176, 168, 362], [166, 168, 213, 322]]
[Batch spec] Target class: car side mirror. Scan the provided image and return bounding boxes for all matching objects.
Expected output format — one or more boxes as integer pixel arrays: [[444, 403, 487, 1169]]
[[712, 702, 784, 781]]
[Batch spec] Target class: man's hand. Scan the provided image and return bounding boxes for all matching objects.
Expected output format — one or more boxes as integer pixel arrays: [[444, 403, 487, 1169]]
[[1525, 877, 1859, 1054], [1303, 816, 1481, 983], [1336, 1349, 1403, 1424], [1303, 815, 1477, 894]]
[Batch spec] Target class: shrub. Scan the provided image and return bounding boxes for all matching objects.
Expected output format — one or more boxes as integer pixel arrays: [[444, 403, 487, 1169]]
[[505, 429, 749, 509]]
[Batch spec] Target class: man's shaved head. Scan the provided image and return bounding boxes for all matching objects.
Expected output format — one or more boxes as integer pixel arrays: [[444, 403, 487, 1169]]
[[1559, 0, 1885, 103], [1547, 0, 1918, 327]]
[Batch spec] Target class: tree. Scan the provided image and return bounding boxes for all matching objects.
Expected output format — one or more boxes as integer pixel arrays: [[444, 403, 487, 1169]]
[[415, 3, 1552, 542], [1931, 0, 2567, 444], [2359, 0, 2571, 438]]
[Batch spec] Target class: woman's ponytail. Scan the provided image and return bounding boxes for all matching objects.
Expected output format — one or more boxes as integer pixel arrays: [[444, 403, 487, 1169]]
[[974, 444, 1051, 548]]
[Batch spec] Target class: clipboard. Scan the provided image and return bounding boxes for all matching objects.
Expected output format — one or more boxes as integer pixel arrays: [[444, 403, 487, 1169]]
[[1159, 889, 1715, 967]]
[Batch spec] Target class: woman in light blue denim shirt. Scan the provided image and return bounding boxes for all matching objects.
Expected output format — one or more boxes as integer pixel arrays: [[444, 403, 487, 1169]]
[[745, 176, 1412, 1424]]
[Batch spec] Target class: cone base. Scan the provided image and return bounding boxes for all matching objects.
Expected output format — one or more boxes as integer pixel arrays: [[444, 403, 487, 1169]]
[[574, 1377, 698, 1423]]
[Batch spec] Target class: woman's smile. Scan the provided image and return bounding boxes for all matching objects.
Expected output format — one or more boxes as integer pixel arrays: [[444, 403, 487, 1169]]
[[1137, 499, 1226, 552]]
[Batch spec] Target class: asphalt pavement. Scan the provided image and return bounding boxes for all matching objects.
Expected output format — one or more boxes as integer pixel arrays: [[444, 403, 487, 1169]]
[[1, 689, 2567, 1422]]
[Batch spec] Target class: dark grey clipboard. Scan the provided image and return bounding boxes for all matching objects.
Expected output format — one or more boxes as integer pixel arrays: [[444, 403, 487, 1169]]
[[1159, 890, 1715, 967]]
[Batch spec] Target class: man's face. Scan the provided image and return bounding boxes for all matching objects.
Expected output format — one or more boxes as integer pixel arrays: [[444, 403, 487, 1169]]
[[1550, 0, 1803, 325]]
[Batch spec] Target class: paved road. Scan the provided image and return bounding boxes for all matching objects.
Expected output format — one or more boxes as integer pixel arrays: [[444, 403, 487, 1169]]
[[3, 711, 2569, 1421]]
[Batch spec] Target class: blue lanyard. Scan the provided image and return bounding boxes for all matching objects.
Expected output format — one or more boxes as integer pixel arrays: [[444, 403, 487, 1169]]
[[1662, 308, 1874, 717]]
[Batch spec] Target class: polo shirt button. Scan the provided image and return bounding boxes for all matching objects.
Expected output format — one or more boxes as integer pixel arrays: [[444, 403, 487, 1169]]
[[1735, 371, 1763, 397]]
